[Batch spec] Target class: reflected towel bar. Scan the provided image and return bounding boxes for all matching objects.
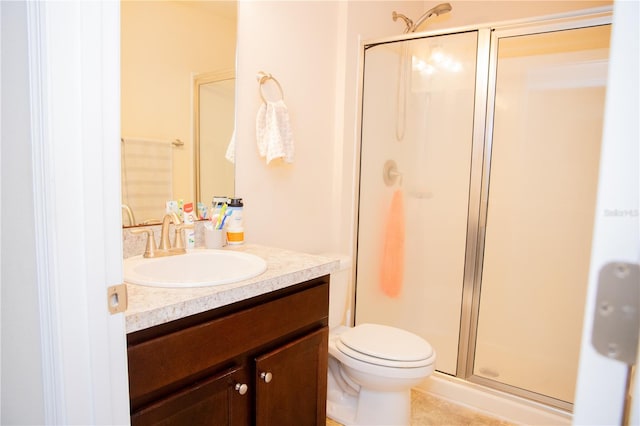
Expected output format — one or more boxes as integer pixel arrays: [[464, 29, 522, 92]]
[[121, 137, 184, 147]]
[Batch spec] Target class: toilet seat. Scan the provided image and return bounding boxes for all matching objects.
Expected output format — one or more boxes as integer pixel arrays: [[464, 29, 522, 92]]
[[335, 323, 434, 368]]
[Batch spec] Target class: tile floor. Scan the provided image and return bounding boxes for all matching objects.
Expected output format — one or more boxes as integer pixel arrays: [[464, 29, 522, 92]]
[[326, 389, 516, 426]]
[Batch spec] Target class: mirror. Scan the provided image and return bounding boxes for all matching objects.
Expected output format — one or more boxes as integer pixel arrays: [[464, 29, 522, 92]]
[[120, 1, 237, 227], [194, 71, 235, 211]]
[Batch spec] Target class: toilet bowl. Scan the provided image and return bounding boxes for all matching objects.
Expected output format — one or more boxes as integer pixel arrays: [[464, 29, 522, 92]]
[[322, 254, 436, 426]]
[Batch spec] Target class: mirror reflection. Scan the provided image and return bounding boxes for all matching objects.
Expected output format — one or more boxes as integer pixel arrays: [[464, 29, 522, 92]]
[[120, 0, 237, 227], [195, 71, 235, 209]]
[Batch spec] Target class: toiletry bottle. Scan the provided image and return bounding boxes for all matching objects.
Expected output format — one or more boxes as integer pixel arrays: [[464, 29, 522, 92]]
[[212, 195, 228, 209], [227, 225, 244, 245], [178, 199, 184, 221], [227, 198, 244, 228], [211, 195, 228, 223], [166, 200, 179, 216], [197, 202, 208, 220], [227, 198, 244, 245], [182, 202, 196, 248]]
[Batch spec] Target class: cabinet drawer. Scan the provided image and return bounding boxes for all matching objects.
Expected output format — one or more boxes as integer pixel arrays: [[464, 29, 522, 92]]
[[128, 280, 328, 408]]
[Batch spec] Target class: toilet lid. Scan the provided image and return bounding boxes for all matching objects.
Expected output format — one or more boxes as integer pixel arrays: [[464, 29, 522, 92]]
[[338, 323, 433, 362]]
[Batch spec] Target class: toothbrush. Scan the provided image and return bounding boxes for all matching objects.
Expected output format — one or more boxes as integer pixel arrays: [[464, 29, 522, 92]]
[[219, 210, 231, 229], [215, 203, 227, 229]]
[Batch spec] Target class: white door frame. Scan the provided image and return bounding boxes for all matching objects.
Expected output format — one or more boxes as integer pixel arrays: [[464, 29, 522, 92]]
[[27, 1, 130, 424]]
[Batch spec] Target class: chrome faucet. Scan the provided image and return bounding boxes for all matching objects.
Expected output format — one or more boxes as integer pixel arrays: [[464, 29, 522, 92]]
[[131, 212, 194, 258], [159, 212, 182, 251]]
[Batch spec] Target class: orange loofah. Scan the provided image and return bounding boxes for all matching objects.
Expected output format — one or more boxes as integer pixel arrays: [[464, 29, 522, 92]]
[[380, 189, 405, 298]]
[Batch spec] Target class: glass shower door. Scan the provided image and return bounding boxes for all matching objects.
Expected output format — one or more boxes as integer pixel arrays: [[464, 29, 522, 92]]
[[355, 31, 479, 375], [473, 25, 611, 405]]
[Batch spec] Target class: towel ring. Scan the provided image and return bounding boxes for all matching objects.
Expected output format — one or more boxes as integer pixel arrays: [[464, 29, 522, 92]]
[[257, 71, 284, 103]]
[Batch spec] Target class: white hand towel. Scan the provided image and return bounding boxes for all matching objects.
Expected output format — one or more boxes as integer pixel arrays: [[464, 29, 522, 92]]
[[256, 99, 295, 164]]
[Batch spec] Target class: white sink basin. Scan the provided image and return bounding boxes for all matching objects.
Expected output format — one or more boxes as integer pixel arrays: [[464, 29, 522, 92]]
[[124, 249, 267, 288]]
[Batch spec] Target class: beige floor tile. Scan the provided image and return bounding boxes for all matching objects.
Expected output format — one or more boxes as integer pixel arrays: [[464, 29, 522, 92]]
[[326, 389, 515, 426]]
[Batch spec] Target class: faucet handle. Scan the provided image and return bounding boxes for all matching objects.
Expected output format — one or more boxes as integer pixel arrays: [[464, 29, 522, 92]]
[[174, 223, 194, 250], [130, 228, 157, 258]]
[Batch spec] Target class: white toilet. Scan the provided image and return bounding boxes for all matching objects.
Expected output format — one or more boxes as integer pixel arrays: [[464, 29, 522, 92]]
[[325, 255, 436, 426]]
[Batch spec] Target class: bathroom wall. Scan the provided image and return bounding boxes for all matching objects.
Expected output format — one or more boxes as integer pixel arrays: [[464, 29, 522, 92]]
[[235, 1, 425, 255], [236, 1, 339, 254], [234, 0, 611, 257], [121, 1, 236, 203]]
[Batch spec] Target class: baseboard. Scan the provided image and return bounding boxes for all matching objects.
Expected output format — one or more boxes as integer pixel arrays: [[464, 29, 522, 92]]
[[415, 372, 572, 425]]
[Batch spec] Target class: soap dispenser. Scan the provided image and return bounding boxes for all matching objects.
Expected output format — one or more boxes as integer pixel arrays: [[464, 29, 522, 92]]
[[227, 198, 244, 245]]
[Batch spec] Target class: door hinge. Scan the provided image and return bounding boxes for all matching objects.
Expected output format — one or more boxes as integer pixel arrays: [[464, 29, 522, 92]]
[[107, 283, 128, 315], [592, 261, 639, 365], [592, 261, 639, 426]]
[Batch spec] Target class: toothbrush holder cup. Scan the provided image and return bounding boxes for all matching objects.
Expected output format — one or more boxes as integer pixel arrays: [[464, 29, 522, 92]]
[[204, 227, 227, 249]]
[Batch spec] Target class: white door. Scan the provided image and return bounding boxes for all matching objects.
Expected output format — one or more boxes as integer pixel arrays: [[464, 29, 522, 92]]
[[27, 1, 130, 424], [573, 1, 639, 424]]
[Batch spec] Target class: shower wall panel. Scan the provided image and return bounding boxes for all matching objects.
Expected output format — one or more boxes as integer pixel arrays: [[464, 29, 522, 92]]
[[473, 25, 610, 404], [355, 32, 479, 375]]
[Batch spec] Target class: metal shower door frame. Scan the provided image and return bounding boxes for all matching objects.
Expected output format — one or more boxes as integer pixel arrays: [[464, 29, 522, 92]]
[[460, 9, 613, 412]]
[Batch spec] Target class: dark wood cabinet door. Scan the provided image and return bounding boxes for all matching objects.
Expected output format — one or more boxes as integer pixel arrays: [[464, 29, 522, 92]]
[[131, 366, 250, 426], [254, 327, 328, 426]]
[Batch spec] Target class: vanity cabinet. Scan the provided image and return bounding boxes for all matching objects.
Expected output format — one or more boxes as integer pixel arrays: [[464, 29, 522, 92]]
[[127, 276, 329, 425]]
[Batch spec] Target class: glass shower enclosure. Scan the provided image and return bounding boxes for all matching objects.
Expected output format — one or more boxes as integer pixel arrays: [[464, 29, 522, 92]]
[[354, 11, 611, 410]]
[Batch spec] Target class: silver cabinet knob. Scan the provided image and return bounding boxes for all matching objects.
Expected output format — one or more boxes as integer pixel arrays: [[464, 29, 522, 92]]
[[260, 372, 273, 383], [235, 383, 248, 395]]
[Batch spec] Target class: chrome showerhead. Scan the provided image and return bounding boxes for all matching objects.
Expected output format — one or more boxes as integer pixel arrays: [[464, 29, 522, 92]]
[[430, 2, 453, 16], [410, 3, 452, 32]]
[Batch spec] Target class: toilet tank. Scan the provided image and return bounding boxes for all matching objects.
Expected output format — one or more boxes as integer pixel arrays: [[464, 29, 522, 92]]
[[321, 254, 353, 329]]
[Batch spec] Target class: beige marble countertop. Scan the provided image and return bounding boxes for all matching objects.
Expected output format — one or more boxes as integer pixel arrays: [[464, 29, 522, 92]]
[[124, 244, 339, 334]]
